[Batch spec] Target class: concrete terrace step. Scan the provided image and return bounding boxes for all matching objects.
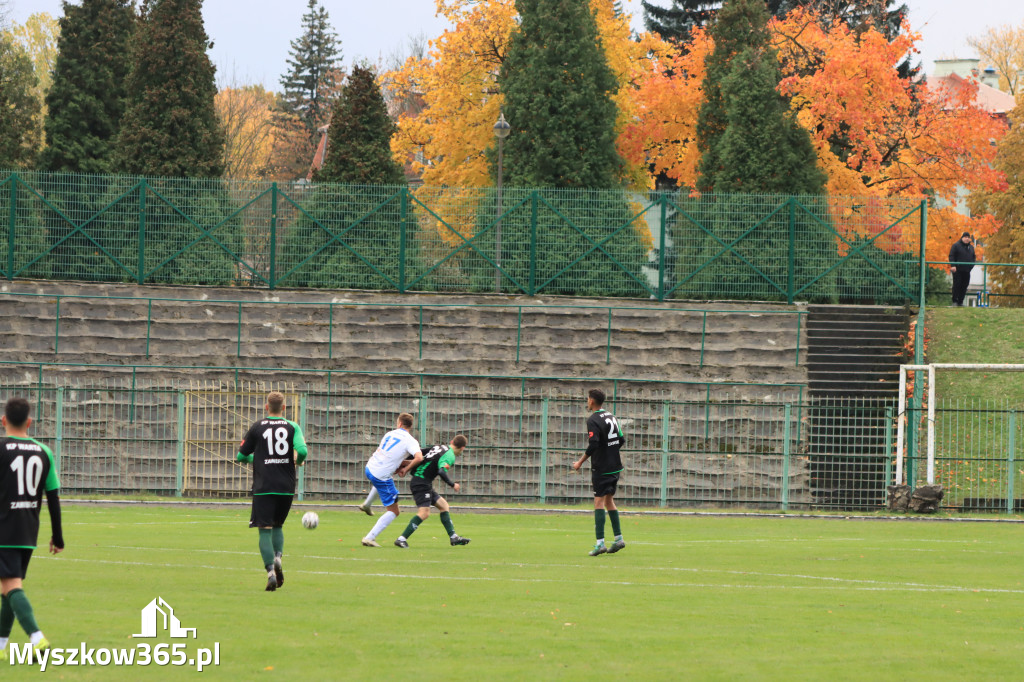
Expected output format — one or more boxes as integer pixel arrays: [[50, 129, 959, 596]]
[[0, 280, 810, 391]]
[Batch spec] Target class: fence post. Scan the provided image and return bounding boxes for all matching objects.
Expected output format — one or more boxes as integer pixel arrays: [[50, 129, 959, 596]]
[[298, 393, 307, 501], [54, 387, 64, 477], [399, 188, 407, 293], [138, 179, 147, 284], [787, 198, 796, 304], [781, 403, 792, 511], [7, 174, 15, 280], [660, 401, 670, 507], [529, 191, 538, 296], [54, 297, 60, 355], [606, 308, 612, 364], [418, 395, 428, 445], [1008, 410, 1017, 514], [908, 201, 928, 487], [884, 406, 894, 487], [176, 390, 185, 497], [269, 182, 278, 289], [658, 194, 668, 301], [539, 397, 549, 503]]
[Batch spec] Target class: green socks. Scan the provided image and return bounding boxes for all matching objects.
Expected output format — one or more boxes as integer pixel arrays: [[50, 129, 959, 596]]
[[258, 528, 275, 569], [272, 527, 284, 555], [594, 509, 606, 541], [7, 589, 39, 637], [0, 593, 13, 638], [608, 510, 621, 538], [439, 512, 456, 536], [402, 516, 423, 539]]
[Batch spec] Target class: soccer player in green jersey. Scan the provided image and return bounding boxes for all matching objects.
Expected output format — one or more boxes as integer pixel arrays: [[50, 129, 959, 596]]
[[237, 392, 307, 591], [573, 388, 626, 556], [0, 397, 64, 662], [394, 435, 470, 548]]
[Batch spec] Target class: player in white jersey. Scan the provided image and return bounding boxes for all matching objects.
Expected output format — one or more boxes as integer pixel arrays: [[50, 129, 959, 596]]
[[361, 413, 423, 547]]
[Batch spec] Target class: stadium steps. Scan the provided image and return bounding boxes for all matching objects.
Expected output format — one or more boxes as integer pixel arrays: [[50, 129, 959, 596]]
[[0, 280, 808, 399], [804, 304, 910, 509]]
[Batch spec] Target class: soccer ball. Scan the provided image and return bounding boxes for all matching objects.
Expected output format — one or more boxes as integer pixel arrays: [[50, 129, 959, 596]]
[[301, 512, 319, 530]]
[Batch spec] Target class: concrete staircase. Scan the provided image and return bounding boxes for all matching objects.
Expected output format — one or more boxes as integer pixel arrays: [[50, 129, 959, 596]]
[[804, 304, 910, 509], [0, 280, 808, 402]]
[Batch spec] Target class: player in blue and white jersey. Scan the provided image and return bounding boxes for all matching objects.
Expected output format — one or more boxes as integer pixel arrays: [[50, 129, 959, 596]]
[[360, 413, 422, 547]]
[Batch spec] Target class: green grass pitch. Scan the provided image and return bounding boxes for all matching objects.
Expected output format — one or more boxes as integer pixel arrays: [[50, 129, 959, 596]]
[[8, 504, 1024, 680]]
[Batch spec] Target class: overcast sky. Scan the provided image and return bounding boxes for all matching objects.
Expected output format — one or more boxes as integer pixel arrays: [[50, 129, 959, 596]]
[[8, 0, 1024, 89]]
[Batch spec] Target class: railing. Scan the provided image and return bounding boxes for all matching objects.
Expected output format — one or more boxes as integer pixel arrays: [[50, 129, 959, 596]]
[[0, 291, 807, 368], [924, 260, 1024, 307], [1, 170, 927, 303], [10, 375, 1012, 512], [906, 398, 1024, 512], [5, 378, 918, 510]]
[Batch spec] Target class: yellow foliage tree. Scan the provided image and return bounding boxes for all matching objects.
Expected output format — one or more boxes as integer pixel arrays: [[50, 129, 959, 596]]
[[215, 84, 277, 180], [968, 23, 1024, 96]]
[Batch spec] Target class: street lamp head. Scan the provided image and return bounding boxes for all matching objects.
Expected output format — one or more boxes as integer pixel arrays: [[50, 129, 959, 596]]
[[494, 111, 511, 140]]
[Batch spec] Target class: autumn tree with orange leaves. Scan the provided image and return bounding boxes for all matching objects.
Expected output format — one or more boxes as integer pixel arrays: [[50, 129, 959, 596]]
[[624, 8, 1007, 266]]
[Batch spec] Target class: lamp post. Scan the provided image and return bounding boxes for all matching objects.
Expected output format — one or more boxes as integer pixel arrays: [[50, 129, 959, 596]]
[[493, 110, 511, 293]]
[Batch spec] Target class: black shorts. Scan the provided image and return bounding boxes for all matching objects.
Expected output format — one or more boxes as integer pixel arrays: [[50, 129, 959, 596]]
[[592, 472, 620, 498], [410, 484, 442, 508], [0, 548, 33, 580], [249, 494, 293, 528]]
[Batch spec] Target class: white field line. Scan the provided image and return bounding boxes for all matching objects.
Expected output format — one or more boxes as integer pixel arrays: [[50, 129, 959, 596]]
[[41, 546, 1024, 595]]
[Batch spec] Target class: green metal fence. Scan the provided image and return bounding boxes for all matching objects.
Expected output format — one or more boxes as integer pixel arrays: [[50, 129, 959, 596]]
[[908, 398, 1024, 512], [1, 170, 926, 303], [0, 376, 920, 510]]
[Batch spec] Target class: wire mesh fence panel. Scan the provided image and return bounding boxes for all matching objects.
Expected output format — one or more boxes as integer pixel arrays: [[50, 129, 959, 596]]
[[301, 388, 425, 499], [3, 171, 927, 303], [0, 376, 951, 511], [929, 398, 1024, 512], [808, 397, 896, 509], [183, 383, 299, 497], [56, 383, 179, 493]]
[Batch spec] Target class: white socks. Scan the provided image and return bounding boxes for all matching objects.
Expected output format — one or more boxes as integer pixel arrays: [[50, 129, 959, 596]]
[[367, 511, 396, 540], [30, 631, 44, 646]]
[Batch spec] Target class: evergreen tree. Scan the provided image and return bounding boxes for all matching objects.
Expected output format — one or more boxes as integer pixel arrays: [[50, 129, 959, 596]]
[[462, 0, 650, 297], [499, 0, 622, 188], [712, 46, 826, 194], [314, 65, 404, 185], [280, 65, 415, 290], [42, 0, 136, 174], [683, 0, 834, 302], [277, 0, 342, 180], [0, 32, 41, 169], [695, 0, 770, 194], [110, 0, 239, 285], [35, 0, 136, 281], [642, 0, 908, 43], [115, 0, 222, 177]]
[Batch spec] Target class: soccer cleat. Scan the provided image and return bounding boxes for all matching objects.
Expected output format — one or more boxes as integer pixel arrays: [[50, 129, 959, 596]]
[[265, 573, 277, 592], [33, 638, 50, 662], [358, 503, 373, 516], [273, 556, 284, 587], [607, 539, 626, 554], [394, 537, 409, 548], [361, 536, 381, 547], [449, 534, 471, 546], [589, 543, 607, 556]]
